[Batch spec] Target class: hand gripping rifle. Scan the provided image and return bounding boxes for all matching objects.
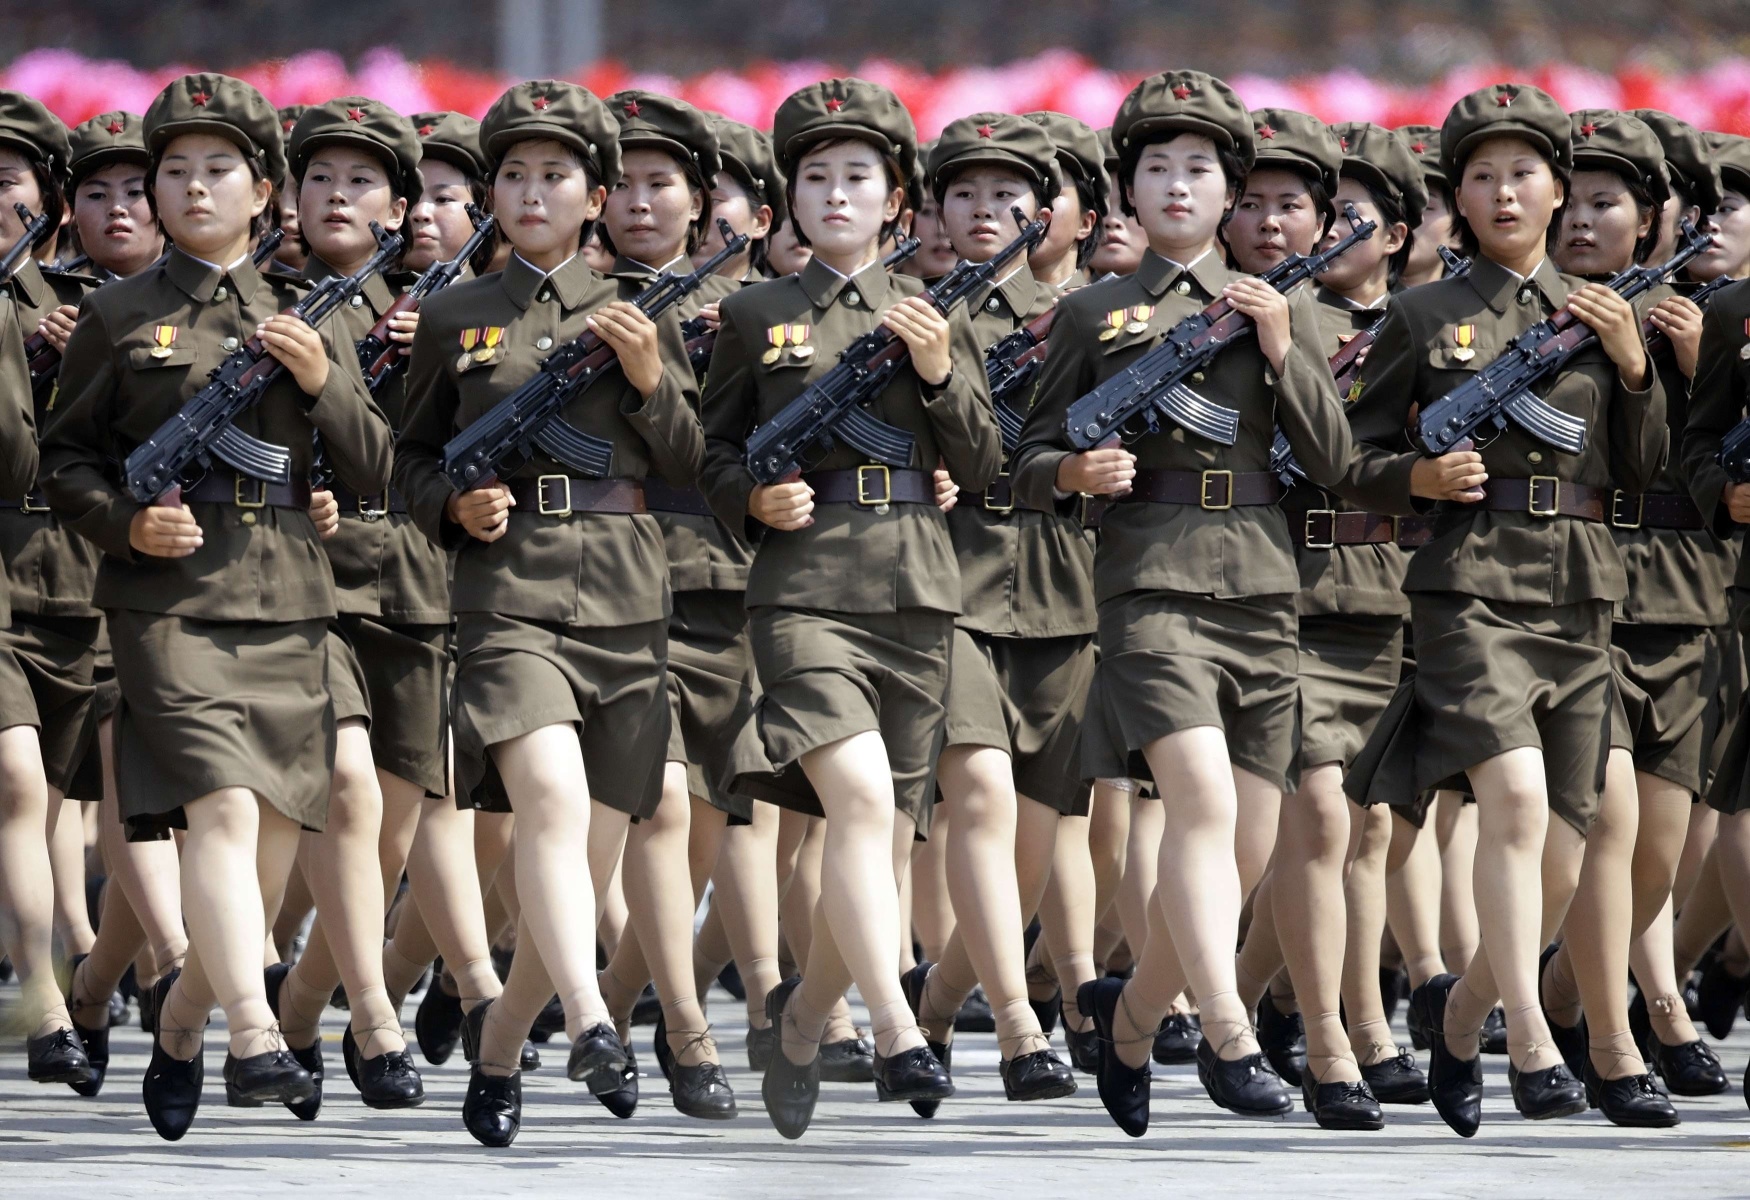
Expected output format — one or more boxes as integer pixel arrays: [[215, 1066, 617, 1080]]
[[742, 208, 1049, 484], [441, 217, 748, 492], [357, 206, 495, 396]]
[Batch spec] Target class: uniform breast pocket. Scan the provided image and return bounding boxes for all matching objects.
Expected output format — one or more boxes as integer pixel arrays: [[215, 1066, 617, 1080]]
[[1425, 332, 1495, 373], [123, 344, 200, 372]]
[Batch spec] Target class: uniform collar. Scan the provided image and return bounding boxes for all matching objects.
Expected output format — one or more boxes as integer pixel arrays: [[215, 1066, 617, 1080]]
[[971, 261, 1043, 321], [1466, 254, 1570, 316], [165, 245, 264, 305], [1134, 247, 1227, 301], [3, 255, 43, 309], [500, 251, 596, 311], [1314, 284, 1389, 311], [609, 253, 689, 281], [304, 255, 396, 315], [798, 254, 895, 312]]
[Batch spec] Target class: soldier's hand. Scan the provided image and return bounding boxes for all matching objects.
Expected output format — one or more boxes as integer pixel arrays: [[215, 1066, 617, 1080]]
[[1410, 443, 1487, 503], [388, 308, 420, 355], [1647, 295, 1703, 380], [1568, 284, 1648, 389], [446, 484, 514, 542], [1223, 278, 1292, 375], [129, 503, 203, 557], [749, 478, 814, 530], [1725, 482, 1750, 525], [588, 301, 663, 397], [1055, 445, 1135, 496], [884, 296, 952, 386], [258, 314, 331, 397], [308, 488, 339, 539], [695, 301, 722, 332], [37, 304, 79, 353], [933, 463, 959, 513]]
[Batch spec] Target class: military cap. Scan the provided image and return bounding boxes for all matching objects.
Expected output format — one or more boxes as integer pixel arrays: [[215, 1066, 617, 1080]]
[[1111, 71, 1256, 176], [144, 73, 286, 185], [709, 114, 785, 227], [68, 111, 148, 186], [929, 112, 1059, 203], [771, 78, 919, 187], [276, 105, 308, 140], [289, 96, 423, 205], [479, 80, 621, 187], [1708, 133, 1750, 199], [1025, 110, 1111, 219], [1248, 108, 1341, 196], [908, 140, 930, 211], [1440, 82, 1573, 182], [1628, 109, 1723, 214], [1569, 109, 1668, 207], [1097, 126, 1118, 176], [410, 111, 487, 180], [0, 91, 70, 180], [605, 90, 721, 186], [1331, 121, 1428, 230]]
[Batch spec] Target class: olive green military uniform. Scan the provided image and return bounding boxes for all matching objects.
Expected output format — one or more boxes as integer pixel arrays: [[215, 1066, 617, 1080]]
[[0, 94, 103, 797], [395, 81, 703, 821], [929, 111, 1096, 815], [1012, 74, 1351, 794], [699, 80, 1001, 834], [41, 75, 392, 839], [289, 96, 455, 798], [0, 299, 36, 518], [1342, 85, 1666, 834]]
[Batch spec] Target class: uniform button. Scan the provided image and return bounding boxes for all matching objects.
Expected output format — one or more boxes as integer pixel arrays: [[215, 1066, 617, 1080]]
[[536, 336, 553, 351], [240, 511, 257, 525], [845, 290, 861, 306], [221, 336, 240, 352], [986, 297, 1001, 313], [212, 286, 228, 302], [350, 295, 364, 308], [1175, 280, 1191, 295], [1191, 371, 1205, 383], [538, 289, 552, 303], [1519, 288, 1535, 304], [1527, 451, 1544, 464]]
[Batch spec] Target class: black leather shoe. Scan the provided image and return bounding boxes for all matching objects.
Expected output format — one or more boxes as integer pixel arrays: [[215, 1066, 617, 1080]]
[[143, 1033, 203, 1141], [1152, 1012, 1202, 1065], [1405, 991, 1430, 1052], [1698, 954, 1750, 1041], [818, 1032, 875, 1083], [353, 1038, 425, 1110], [27, 1027, 91, 1085], [1301, 1076, 1384, 1130], [416, 979, 465, 1066], [1480, 1006, 1509, 1055], [716, 961, 746, 1002], [873, 1044, 954, 1105], [761, 979, 820, 1140], [1028, 987, 1060, 1037], [1538, 945, 1587, 1077], [899, 962, 953, 1118], [631, 982, 663, 1026], [596, 1045, 640, 1119], [654, 1009, 674, 1083], [520, 1040, 541, 1071], [1360, 1046, 1428, 1104], [138, 974, 162, 1035], [1001, 1048, 1076, 1101], [1584, 1059, 1679, 1127], [65, 954, 108, 1097], [460, 997, 491, 1064], [1257, 1000, 1307, 1087], [283, 1040, 323, 1121], [567, 1023, 631, 1095], [1508, 1062, 1587, 1120], [1079, 977, 1151, 1137], [954, 985, 996, 1034], [746, 1022, 777, 1072], [530, 993, 566, 1044], [1412, 974, 1482, 1138], [1195, 1035, 1293, 1116], [0, 955, 11, 982], [462, 1066, 521, 1147], [672, 1059, 737, 1120], [223, 1049, 315, 1108], [1651, 1036, 1728, 1096], [1062, 1001, 1100, 1074]]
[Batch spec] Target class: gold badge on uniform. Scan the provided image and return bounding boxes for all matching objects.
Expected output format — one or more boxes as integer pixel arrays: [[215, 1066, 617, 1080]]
[[1122, 305, 1155, 335], [763, 323, 812, 364], [457, 327, 505, 370], [1097, 309, 1126, 341], [150, 325, 177, 358], [1451, 323, 1477, 362]]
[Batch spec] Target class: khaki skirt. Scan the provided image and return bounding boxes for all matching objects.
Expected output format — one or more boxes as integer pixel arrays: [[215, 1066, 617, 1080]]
[[944, 627, 1095, 815], [1609, 621, 1715, 795], [326, 614, 451, 798], [747, 605, 952, 837], [108, 610, 335, 840], [0, 613, 100, 797], [452, 611, 668, 820], [1081, 589, 1300, 794], [665, 590, 770, 825]]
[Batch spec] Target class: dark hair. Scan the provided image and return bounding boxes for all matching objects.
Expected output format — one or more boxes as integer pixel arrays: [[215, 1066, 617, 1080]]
[[933, 159, 1057, 219], [711, 168, 773, 277], [1357, 180, 1415, 287], [1067, 171, 1102, 269], [292, 143, 414, 261], [1448, 141, 1571, 260], [596, 142, 714, 261], [146, 146, 276, 245], [783, 136, 908, 250], [1118, 129, 1247, 222]]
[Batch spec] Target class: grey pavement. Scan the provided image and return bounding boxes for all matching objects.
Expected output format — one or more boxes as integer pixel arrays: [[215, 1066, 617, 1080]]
[[4, 979, 1750, 1198]]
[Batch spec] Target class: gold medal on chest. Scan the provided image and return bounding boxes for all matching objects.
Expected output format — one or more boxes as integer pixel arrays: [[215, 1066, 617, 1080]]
[[150, 325, 177, 358], [1452, 323, 1477, 362]]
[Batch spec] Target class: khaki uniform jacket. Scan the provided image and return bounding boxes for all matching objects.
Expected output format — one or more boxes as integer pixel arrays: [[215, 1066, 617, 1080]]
[[953, 263, 1097, 637], [1680, 277, 1750, 598], [308, 259, 452, 625], [0, 293, 37, 627], [1011, 248, 1352, 604], [1342, 255, 1666, 606], [3, 260, 102, 618], [699, 255, 1001, 616], [41, 248, 390, 622], [394, 251, 705, 628]]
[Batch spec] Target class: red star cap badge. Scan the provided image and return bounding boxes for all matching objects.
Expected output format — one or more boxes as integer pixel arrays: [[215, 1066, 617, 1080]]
[[283, 118, 296, 132], [1256, 123, 1276, 140], [190, 91, 210, 107], [418, 123, 435, 136], [1340, 135, 1351, 151], [624, 99, 641, 117], [976, 123, 994, 138], [1579, 122, 1597, 137], [1410, 141, 1427, 154], [106, 119, 124, 135], [532, 94, 552, 110], [1496, 89, 1515, 108], [346, 106, 365, 123], [1171, 84, 1192, 101], [826, 97, 844, 112]]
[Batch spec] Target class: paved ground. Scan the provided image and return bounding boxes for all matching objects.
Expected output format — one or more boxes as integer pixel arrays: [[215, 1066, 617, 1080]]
[[4, 979, 1750, 1199]]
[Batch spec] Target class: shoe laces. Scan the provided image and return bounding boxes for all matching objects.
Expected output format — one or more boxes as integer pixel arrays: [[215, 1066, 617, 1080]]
[[668, 1026, 720, 1066]]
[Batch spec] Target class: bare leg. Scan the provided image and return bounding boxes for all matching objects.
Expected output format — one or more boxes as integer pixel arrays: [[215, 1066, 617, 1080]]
[[1435, 792, 1479, 978], [0, 726, 70, 1038], [909, 805, 953, 962], [49, 796, 95, 956], [1342, 802, 1395, 1065], [394, 790, 501, 1012], [1038, 808, 1096, 1033], [711, 801, 782, 1027], [1385, 812, 1445, 987]]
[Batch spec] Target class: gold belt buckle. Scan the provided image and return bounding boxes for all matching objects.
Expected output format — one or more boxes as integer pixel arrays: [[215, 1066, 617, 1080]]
[[1303, 508, 1337, 549], [856, 464, 892, 509], [983, 470, 1014, 513], [19, 490, 50, 514], [234, 475, 267, 509], [1610, 489, 1643, 529], [1527, 474, 1560, 518], [537, 474, 572, 518], [1199, 469, 1234, 511], [356, 492, 389, 520]]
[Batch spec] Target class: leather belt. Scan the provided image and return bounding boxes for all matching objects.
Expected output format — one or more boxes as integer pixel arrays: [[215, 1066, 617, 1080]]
[[801, 466, 932, 510], [1294, 510, 1437, 549], [332, 485, 408, 519], [506, 476, 647, 516], [971, 472, 1030, 514], [180, 472, 312, 510], [1605, 490, 1706, 531], [1478, 477, 1605, 521], [1395, 516, 1434, 547], [643, 479, 715, 517], [0, 489, 51, 513], [1116, 468, 1284, 510]]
